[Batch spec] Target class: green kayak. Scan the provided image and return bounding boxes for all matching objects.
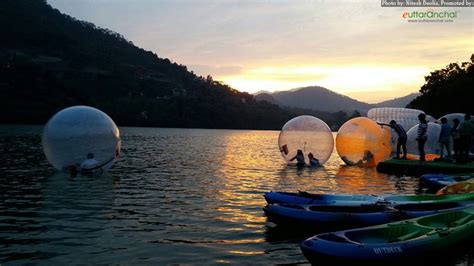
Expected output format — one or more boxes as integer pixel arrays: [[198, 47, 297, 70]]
[[301, 206, 474, 262]]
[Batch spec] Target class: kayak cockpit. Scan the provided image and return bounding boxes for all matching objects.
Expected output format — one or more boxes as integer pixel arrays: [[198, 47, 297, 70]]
[[344, 225, 431, 244], [394, 202, 461, 212], [317, 233, 360, 244], [308, 204, 387, 213], [416, 211, 474, 228]]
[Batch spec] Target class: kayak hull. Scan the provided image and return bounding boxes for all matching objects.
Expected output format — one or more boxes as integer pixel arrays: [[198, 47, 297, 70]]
[[264, 201, 474, 227], [301, 207, 474, 262], [263, 191, 379, 205], [264, 191, 474, 205]]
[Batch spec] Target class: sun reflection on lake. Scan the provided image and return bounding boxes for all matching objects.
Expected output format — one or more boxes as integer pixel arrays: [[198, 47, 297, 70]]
[[0, 126, 425, 265]]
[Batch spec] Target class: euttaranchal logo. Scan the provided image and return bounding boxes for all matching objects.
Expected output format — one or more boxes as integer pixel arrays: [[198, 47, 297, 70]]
[[402, 9, 459, 22]]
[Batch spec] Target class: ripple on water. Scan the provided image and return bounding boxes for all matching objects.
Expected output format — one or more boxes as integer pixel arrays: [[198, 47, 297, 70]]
[[0, 126, 472, 264]]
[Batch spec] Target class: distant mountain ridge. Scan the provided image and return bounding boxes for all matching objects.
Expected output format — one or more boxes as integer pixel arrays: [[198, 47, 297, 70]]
[[253, 86, 420, 113], [254, 93, 280, 105], [375, 92, 421, 108]]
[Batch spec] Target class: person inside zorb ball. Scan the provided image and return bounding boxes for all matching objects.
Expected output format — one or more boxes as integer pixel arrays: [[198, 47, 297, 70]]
[[336, 117, 391, 167], [42, 106, 121, 176], [278, 115, 334, 167]]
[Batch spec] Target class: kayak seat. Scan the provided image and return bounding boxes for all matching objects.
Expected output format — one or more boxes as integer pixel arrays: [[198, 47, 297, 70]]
[[417, 212, 472, 228], [449, 214, 473, 227], [345, 226, 428, 244], [390, 230, 422, 242]]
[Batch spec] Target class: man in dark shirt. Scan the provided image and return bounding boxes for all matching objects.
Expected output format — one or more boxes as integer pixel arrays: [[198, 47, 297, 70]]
[[378, 120, 407, 159]]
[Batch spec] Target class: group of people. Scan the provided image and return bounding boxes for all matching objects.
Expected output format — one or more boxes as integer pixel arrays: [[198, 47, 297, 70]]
[[379, 113, 473, 163], [288, 149, 375, 167], [282, 113, 473, 168], [437, 114, 472, 162], [289, 149, 321, 167]]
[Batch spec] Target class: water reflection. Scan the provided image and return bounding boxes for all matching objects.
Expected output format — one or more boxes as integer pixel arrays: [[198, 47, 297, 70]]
[[335, 166, 395, 194], [0, 126, 472, 264]]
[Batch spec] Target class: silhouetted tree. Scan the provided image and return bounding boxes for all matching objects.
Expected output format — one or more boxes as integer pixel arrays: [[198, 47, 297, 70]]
[[349, 110, 362, 119], [407, 55, 474, 117]]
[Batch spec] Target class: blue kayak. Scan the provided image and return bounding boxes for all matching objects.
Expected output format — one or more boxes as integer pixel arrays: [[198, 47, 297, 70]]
[[420, 173, 473, 189], [301, 206, 474, 262], [264, 201, 474, 227], [264, 191, 474, 205], [264, 191, 382, 205]]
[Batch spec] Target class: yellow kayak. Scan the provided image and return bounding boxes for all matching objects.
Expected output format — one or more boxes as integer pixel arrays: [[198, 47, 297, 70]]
[[437, 178, 474, 195]]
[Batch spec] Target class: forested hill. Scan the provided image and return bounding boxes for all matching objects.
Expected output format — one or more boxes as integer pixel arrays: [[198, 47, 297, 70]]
[[407, 55, 474, 117], [0, 0, 296, 129], [263, 86, 373, 113]]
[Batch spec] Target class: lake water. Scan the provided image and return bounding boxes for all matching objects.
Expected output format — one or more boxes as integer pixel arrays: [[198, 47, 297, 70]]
[[0, 125, 473, 265]]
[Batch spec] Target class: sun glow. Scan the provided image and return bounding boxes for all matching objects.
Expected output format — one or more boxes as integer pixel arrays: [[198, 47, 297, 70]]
[[220, 65, 429, 101]]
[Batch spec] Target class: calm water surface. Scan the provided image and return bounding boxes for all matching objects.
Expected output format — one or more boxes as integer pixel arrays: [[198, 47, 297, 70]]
[[0, 125, 473, 265]]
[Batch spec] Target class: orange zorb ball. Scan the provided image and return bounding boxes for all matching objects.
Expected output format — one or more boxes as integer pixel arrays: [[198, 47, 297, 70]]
[[336, 117, 391, 167]]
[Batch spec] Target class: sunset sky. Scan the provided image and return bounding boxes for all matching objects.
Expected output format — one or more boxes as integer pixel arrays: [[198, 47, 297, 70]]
[[48, 0, 473, 103]]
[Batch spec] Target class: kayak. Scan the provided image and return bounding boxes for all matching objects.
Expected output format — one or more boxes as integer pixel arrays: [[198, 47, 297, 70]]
[[264, 191, 474, 205], [301, 206, 474, 262], [264, 201, 474, 227], [420, 173, 473, 189], [437, 179, 474, 195], [263, 191, 382, 205]]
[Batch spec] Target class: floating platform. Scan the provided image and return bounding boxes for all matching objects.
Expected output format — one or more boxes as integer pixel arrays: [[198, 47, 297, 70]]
[[377, 159, 474, 176]]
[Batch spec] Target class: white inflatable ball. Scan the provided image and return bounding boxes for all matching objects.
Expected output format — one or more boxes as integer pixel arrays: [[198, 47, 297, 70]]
[[438, 113, 466, 127], [368, 107, 426, 154], [278, 115, 334, 166], [426, 115, 437, 123], [368, 107, 425, 133], [42, 106, 121, 172], [406, 122, 441, 161]]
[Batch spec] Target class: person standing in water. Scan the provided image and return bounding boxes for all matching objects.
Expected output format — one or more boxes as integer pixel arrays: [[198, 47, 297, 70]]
[[378, 120, 407, 159], [438, 117, 452, 159], [416, 114, 428, 162], [289, 149, 305, 167]]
